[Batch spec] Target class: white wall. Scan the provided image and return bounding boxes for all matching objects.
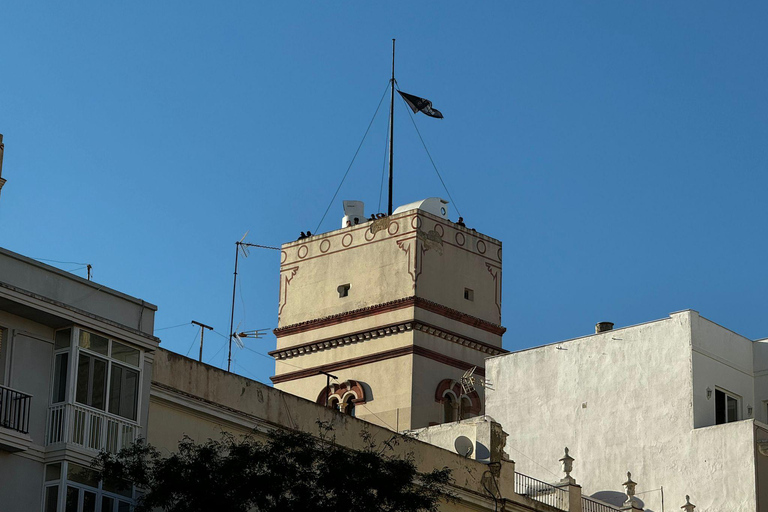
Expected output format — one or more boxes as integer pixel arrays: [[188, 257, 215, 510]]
[[754, 339, 768, 424], [485, 310, 761, 512], [691, 315, 755, 428]]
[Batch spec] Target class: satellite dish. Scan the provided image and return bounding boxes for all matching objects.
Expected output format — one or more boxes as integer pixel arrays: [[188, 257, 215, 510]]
[[454, 436, 474, 458]]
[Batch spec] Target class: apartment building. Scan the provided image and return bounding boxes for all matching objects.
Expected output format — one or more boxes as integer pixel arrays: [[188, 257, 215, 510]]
[[0, 247, 159, 511], [485, 310, 768, 511]]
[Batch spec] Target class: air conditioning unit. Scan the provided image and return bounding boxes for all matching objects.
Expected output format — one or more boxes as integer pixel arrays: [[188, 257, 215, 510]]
[[342, 200, 365, 228]]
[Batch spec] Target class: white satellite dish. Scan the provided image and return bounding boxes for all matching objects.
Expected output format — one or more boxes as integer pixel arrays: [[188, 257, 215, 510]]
[[454, 436, 474, 458]]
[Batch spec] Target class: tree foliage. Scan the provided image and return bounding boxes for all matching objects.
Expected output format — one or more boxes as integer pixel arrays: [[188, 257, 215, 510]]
[[92, 422, 453, 512]]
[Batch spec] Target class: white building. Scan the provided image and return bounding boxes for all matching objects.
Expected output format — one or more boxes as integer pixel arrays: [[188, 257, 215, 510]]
[[485, 310, 768, 512], [0, 247, 159, 511]]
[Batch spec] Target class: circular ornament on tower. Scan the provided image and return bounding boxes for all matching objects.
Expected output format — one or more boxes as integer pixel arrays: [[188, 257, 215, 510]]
[[320, 239, 331, 253], [477, 240, 486, 254], [298, 245, 308, 259], [342, 233, 353, 247]]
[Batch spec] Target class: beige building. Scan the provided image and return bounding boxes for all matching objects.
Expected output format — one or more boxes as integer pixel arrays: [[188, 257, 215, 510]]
[[149, 347, 587, 512], [485, 311, 768, 512], [271, 198, 506, 431], [0, 247, 159, 511]]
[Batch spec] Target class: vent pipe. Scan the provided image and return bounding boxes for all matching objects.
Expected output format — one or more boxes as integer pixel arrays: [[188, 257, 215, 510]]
[[595, 322, 614, 334]]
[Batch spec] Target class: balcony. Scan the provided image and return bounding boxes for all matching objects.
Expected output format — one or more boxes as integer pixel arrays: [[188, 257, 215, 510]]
[[0, 384, 33, 452], [46, 403, 140, 454]]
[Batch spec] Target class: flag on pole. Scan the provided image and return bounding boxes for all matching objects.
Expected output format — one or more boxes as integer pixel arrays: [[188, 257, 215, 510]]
[[397, 90, 444, 119]]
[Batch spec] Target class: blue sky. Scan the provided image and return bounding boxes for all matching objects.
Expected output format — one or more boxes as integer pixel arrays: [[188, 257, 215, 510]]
[[1, 2, 766, 384]]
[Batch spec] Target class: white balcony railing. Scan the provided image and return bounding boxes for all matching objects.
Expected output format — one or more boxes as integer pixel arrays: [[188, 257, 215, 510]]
[[46, 403, 140, 453]]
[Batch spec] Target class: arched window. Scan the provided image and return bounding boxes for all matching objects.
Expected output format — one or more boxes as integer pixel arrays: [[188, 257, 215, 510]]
[[341, 395, 356, 417], [443, 393, 456, 423], [460, 396, 472, 420], [328, 397, 340, 412]]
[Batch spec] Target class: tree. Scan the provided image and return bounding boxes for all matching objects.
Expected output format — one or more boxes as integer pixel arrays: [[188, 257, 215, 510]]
[[92, 422, 454, 512]]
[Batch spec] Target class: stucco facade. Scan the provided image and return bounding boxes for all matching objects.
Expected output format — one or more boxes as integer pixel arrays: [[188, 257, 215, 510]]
[[0, 247, 159, 511], [149, 348, 570, 512], [271, 202, 506, 430], [485, 310, 768, 512]]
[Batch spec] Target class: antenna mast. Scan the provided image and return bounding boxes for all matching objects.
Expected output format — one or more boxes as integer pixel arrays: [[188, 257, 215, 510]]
[[387, 39, 395, 215]]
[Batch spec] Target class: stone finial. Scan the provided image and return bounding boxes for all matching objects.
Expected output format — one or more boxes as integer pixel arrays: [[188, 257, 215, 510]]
[[559, 447, 575, 484], [622, 472, 640, 507], [681, 495, 695, 512]]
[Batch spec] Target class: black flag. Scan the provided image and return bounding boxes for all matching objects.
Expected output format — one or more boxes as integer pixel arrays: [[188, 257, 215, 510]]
[[398, 90, 444, 119]]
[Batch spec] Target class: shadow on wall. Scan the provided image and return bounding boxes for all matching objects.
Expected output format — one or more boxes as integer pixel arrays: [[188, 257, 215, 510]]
[[590, 491, 645, 509]]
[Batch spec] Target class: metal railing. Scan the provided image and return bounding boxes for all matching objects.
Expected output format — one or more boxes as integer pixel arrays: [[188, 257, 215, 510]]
[[0, 384, 32, 434], [582, 495, 622, 512], [46, 403, 139, 453], [514, 472, 568, 511]]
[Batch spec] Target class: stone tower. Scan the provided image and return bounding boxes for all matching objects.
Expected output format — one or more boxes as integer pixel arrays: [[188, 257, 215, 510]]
[[270, 198, 505, 430]]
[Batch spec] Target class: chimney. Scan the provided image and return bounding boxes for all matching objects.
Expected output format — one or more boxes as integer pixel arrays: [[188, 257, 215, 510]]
[[595, 321, 614, 334]]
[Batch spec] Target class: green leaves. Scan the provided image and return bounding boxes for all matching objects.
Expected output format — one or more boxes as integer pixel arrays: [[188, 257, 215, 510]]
[[92, 424, 454, 512]]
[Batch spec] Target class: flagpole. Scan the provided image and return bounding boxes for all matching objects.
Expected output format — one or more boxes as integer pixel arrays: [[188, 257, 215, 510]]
[[388, 39, 395, 216]]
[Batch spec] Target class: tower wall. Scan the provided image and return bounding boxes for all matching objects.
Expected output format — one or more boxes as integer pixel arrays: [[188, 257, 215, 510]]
[[271, 208, 505, 430]]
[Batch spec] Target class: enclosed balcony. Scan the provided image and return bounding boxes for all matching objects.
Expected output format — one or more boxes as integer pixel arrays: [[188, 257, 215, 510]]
[[44, 327, 144, 454]]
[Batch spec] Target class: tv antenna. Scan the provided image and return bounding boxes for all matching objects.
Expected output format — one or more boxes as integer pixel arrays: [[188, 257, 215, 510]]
[[191, 320, 214, 362], [227, 231, 281, 372], [318, 370, 338, 406]]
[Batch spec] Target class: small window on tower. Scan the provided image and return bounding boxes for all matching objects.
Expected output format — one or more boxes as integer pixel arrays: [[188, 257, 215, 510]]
[[464, 288, 474, 301], [338, 284, 350, 298]]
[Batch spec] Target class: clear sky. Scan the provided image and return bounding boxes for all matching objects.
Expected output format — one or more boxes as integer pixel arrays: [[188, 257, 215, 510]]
[[1, 2, 766, 384]]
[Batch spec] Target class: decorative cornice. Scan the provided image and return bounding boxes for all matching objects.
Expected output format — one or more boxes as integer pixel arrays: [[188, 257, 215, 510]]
[[270, 345, 485, 385], [273, 296, 506, 338], [270, 321, 413, 359], [269, 320, 506, 361]]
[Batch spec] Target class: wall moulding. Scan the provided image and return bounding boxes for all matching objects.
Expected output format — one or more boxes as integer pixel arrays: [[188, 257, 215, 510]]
[[270, 319, 506, 361], [273, 295, 506, 338]]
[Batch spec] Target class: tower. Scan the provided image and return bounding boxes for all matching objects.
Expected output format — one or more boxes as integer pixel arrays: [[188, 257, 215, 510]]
[[270, 198, 506, 430]]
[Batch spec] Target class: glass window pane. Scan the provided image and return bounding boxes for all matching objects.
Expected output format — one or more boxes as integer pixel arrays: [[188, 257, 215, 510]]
[[76, 354, 91, 405], [91, 358, 107, 410], [118, 500, 131, 512], [121, 368, 139, 420], [83, 491, 96, 512], [44, 485, 59, 512], [65, 486, 80, 512], [79, 330, 109, 355], [45, 463, 62, 482], [109, 365, 123, 416], [727, 395, 738, 423], [103, 476, 132, 497], [53, 353, 69, 403], [68, 463, 100, 488], [55, 329, 72, 350], [112, 342, 140, 367], [109, 364, 139, 420], [102, 496, 115, 512]]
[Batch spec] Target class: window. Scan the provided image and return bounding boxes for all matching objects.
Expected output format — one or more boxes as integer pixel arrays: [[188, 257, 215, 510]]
[[715, 389, 740, 424], [460, 396, 472, 420], [109, 364, 139, 419], [338, 284, 350, 298], [76, 353, 108, 410], [74, 329, 142, 420], [341, 395, 356, 417], [443, 394, 456, 423], [52, 352, 69, 403], [0, 326, 6, 385], [45, 462, 134, 512], [464, 288, 474, 301]]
